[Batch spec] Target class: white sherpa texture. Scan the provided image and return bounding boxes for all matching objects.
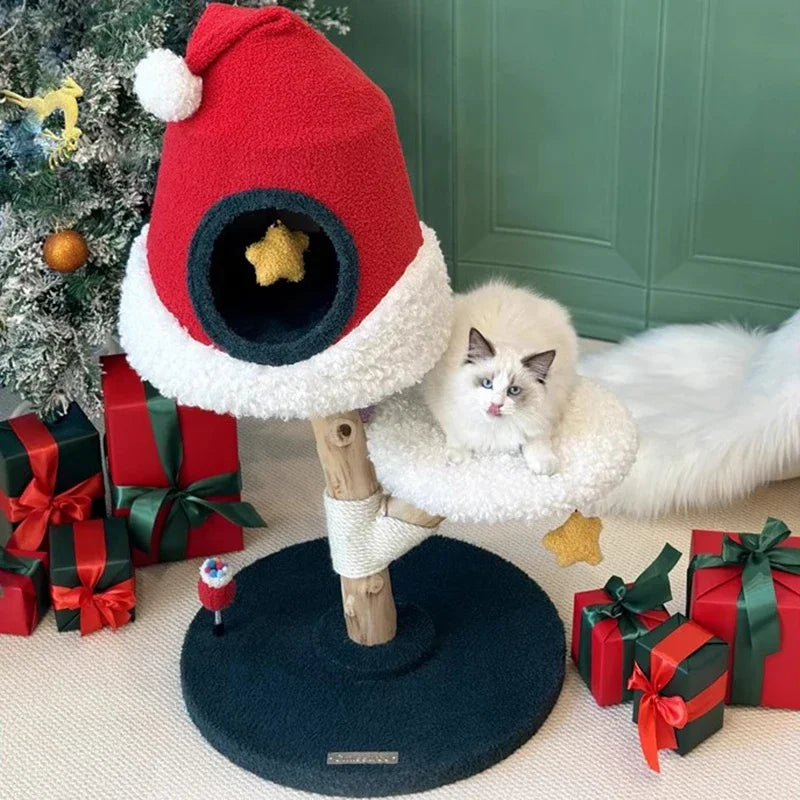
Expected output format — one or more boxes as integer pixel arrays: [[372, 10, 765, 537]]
[[579, 311, 800, 518], [133, 49, 202, 122], [118, 223, 452, 419], [366, 378, 638, 524]]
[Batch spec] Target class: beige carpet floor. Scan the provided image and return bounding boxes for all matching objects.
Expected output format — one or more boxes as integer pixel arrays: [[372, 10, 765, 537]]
[[2, 352, 799, 799]]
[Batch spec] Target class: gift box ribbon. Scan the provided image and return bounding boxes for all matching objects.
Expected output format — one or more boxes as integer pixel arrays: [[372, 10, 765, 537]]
[[578, 543, 681, 701], [628, 619, 727, 772], [111, 382, 266, 562], [50, 519, 135, 635], [688, 517, 800, 705], [0, 415, 103, 551]]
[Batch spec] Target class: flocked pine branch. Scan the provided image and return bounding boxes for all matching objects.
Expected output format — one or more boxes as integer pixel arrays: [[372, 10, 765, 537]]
[[0, 0, 349, 418]]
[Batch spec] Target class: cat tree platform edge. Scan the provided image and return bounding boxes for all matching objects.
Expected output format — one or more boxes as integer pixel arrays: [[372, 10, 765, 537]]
[[366, 378, 638, 524]]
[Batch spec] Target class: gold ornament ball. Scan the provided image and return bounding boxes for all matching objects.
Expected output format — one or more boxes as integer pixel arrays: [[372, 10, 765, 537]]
[[43, 230, 89, 273]]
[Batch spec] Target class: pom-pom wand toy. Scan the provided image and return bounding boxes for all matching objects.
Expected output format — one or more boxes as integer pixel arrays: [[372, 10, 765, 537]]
[[197, 557, 236, 637]]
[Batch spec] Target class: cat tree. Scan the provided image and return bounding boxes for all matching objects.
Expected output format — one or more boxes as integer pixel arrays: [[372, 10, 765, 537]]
[[121, 5, 637, 795]]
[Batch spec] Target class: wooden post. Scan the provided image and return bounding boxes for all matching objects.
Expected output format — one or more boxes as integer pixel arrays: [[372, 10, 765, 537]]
[[383, 497, 444, 530], [311, 411, 397, 645]]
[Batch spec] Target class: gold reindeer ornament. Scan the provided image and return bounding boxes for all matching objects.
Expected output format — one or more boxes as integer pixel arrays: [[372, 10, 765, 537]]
[[1, 77, 84, 168]]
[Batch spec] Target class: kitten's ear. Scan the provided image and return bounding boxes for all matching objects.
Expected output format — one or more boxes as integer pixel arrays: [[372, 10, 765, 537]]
[[522, 350, 556, 383], [466, 327, 495, 363]]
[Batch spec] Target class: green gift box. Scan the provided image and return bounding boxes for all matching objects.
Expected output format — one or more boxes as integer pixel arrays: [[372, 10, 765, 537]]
[[50, 517, 136, 635], [0, 404, 104, 551], [630, 614, 728, 772]]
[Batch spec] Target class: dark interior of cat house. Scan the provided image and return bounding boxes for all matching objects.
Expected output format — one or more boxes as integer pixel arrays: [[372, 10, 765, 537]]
[[187, 189, 358, 366]]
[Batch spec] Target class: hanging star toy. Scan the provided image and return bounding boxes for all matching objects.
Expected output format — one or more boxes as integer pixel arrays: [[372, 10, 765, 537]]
[[245, 220, 310, 287], [543, 510, 603, 567]]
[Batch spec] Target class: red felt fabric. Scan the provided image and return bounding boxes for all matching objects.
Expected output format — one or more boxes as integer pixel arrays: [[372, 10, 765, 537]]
[[101, 354, 244, 566], [197, 578, 236, 611], [147, 3, 422, 352], [689, 529, 800, 709]]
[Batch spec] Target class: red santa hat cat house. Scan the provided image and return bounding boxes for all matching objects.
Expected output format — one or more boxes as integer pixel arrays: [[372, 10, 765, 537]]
[[120, 3, 451, 419], [121, 8, 639, 796]]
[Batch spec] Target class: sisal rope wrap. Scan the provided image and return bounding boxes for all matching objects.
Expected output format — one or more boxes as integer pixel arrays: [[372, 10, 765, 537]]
[[323, 490, 438, 578]]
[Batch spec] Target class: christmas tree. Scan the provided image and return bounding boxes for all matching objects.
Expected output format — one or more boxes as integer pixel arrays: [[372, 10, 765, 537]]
[[0, 0, 349, 418]]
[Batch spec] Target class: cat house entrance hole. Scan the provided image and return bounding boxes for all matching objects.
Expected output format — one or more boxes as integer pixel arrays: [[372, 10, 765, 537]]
[[187, 189, 358, 366]]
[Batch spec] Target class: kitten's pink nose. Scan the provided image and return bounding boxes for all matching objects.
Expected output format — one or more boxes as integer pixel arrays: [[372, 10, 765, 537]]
[[488, 403, 503, 417]]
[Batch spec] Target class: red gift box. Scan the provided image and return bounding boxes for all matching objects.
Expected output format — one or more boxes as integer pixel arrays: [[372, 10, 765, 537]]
[[572, 543, 681, 706], [101, 354, 254, 566], [0, 547, 49, 636], [688, 525, 800, 709], [572, 588, 669, 706]]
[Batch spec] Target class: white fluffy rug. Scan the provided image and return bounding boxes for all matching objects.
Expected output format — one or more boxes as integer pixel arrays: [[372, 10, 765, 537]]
[[580, 311, 800, 518], [367, 378, 637, 524]]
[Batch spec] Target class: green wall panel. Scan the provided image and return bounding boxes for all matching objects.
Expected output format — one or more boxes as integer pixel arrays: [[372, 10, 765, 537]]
[[648, 290, 797, 329], [651, 0, 800, 318], [459, 261, 646, 341], [334, 0, 454, 267], [339, 0, 800, 340]]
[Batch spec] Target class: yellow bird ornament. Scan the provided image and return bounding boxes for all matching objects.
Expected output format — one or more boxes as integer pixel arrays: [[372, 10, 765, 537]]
[[1, 76, 84, 168]]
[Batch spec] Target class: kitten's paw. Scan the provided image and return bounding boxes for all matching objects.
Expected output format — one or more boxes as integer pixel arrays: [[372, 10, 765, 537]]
[[445, 446, 470, 464], [523, 446, 558, 475]]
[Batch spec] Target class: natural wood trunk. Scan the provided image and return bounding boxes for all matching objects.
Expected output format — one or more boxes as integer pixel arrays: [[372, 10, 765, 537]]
[[311, 411, 397, 645], [383, 496, 444, 530]]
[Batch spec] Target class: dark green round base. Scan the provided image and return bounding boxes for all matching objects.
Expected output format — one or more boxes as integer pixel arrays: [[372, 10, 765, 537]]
[[181, 536, 565, 797]]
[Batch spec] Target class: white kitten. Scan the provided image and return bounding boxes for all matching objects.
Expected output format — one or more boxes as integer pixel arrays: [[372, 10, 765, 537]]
[[423, 280, 578, 474]]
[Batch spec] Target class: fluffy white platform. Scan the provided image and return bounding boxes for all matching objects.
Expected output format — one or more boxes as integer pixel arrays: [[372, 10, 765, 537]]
[[366, 378, 638, 524], [118, 223, 452, 420], [580, 311, 800, 518]]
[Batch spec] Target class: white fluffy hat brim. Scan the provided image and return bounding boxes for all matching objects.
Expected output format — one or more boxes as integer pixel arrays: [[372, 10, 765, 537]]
[[118, 223, 453, 419]]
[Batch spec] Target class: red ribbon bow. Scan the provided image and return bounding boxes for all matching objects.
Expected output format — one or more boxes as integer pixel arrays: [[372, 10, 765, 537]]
[[627, 620, 727, 772], [0, 415, 103, 551], [50, 519, 135, 636], [51, 580, 136, 635]]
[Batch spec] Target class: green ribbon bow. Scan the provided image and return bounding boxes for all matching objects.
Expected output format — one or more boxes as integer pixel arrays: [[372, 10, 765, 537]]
[[578, 543, 681, 701], [688, 517, 800, 705], [112, 382, 266, 563]]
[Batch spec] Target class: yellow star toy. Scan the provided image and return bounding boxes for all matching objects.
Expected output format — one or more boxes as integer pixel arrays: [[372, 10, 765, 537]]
[[543, 511, 603, 567], [245, 220, 310, 287]]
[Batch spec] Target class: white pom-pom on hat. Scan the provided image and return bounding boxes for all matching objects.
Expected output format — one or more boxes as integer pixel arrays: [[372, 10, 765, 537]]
[[134, 49, 202, 122]]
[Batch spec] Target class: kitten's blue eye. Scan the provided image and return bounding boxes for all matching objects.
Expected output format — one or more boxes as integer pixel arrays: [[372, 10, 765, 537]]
[[481, 378, 493, 389], [507, 385, 521, 396]]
